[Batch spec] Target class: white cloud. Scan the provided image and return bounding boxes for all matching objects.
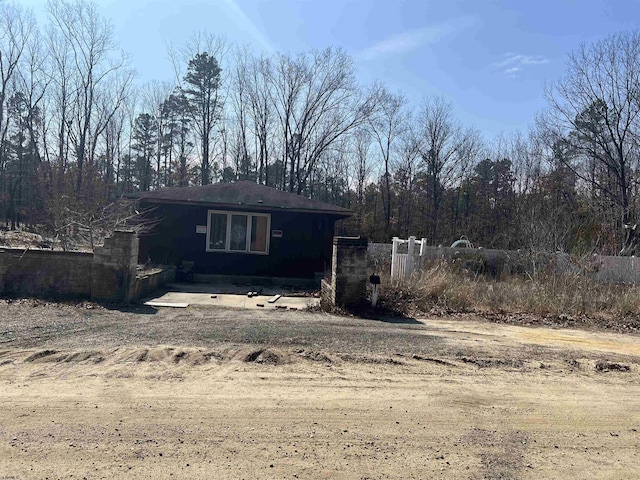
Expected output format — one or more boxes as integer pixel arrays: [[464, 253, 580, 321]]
[[494, 53, 549, 77], [358, 24, 454, 61]]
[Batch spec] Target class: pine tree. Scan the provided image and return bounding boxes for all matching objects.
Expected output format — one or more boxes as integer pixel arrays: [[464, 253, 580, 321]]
[[131, 113, 158, 191], [183, 52, 222, 186]]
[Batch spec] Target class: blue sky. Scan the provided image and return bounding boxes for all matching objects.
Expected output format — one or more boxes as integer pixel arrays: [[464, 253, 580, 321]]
[[24, 0, 640, 139]]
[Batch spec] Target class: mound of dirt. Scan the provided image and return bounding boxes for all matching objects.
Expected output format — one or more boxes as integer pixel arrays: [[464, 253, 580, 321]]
[[21, 349, 105, 364], [62, 351, 104, 364], [459, 356, 524, 369], [6, 347, 243, 368], [24, 350, 59, 362], [338, 353, 405, 365], [243, 348, 286, 365], [411, 354, 456, 367], [172, 350, 188, 363], [124, 347, 176, 363], [295, 349, 333, 363], [595, 361, 631, 372], [176, 351, 215, 366]]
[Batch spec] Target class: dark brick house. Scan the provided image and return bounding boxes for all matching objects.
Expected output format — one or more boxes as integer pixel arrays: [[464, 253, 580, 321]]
[[134, 181, 352, 278]]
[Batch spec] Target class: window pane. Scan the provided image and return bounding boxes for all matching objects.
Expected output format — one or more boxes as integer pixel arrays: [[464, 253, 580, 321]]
[[209, 213, 227, 250], [229, 214, 248, 251], [250, 216, 268, 252]]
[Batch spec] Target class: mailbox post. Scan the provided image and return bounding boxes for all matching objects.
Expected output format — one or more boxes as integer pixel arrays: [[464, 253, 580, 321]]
[[369, 273, 380, 307]]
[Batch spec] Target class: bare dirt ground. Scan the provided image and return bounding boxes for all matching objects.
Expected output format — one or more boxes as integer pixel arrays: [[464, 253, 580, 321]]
[[1, 301, 640, 479]]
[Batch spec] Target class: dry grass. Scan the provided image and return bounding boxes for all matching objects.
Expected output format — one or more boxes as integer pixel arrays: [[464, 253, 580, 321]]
[[379, 259, 640, 319]]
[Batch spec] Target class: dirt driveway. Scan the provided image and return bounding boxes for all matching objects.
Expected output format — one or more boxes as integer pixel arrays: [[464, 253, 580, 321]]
[[1, 302, 639, 479]]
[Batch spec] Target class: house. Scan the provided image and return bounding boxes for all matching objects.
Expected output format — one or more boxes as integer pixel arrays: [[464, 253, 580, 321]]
[[134, 181, 352, 279]]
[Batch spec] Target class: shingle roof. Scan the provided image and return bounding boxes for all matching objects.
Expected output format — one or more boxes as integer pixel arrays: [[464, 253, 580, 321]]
[[134, 181, 352, 217]]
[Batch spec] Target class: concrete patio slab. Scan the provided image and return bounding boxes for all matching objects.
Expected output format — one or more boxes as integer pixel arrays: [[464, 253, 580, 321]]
[[143, 283, 319, 309]]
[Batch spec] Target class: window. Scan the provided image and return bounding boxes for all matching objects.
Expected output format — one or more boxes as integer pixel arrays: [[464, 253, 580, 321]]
[[209, 213, 227, 250], [206, 210, 270, 254], [250, 215, 268, 252], [230, 214, 248, 251]]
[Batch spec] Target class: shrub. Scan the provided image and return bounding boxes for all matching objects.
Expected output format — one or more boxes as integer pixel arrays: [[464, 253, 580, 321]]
[[378, 258, 640, 319]]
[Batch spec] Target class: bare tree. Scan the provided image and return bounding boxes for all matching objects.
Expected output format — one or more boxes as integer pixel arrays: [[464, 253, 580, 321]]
[[543, 31, 640, 234], [267, 47, 379, 194], [0, 2, 36, 149], [90, 72, 133, 187], [393, 130, 421, 237], [229, 48, 276, 185], [491, 130, 542, 196], [101, 106, 126, 192], [368, 86, 409, 234], [350, 127, 373, 231], [0, 2, 37, 227], [46, 0, 132, 193], [416, 96, 482, 243], [43, 12, 72, 185], [245, 55, 274, 185], [140, 80, 173, 188], [229, 46, 252, 180], [6, 27, 47, 228]]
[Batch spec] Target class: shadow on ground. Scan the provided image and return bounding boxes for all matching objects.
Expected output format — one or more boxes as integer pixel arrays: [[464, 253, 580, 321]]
[[105, 303, 159, 315]]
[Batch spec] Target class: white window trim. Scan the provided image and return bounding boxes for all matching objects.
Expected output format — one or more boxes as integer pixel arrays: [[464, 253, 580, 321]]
[[206, 210, 271, 255]]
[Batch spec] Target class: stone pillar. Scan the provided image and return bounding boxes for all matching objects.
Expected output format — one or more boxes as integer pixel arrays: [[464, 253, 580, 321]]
[[91, 230, 139, 303], [321, 236, 368, 308]]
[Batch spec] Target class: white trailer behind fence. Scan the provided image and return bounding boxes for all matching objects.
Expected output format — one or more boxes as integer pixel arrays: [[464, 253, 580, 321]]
[[390, 236, 427, 280]]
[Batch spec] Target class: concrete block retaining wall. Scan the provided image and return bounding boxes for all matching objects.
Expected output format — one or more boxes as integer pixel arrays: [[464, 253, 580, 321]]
[[0, 249, 94, 298], [132, 267, 177, 301], [0, 230, 174, 302], [91, 230, 140, 303]]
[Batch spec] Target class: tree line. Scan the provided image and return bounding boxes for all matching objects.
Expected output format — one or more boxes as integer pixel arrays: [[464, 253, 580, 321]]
[[1, 0, 639, 254]]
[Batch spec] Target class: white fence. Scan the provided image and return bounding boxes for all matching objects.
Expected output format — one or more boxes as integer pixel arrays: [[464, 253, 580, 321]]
[[390, 236, 427, 280], [380, 238, 640, 285]]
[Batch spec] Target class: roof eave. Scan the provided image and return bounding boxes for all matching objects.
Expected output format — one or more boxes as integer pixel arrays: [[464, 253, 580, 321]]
[[137, 197, 353, 217]]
